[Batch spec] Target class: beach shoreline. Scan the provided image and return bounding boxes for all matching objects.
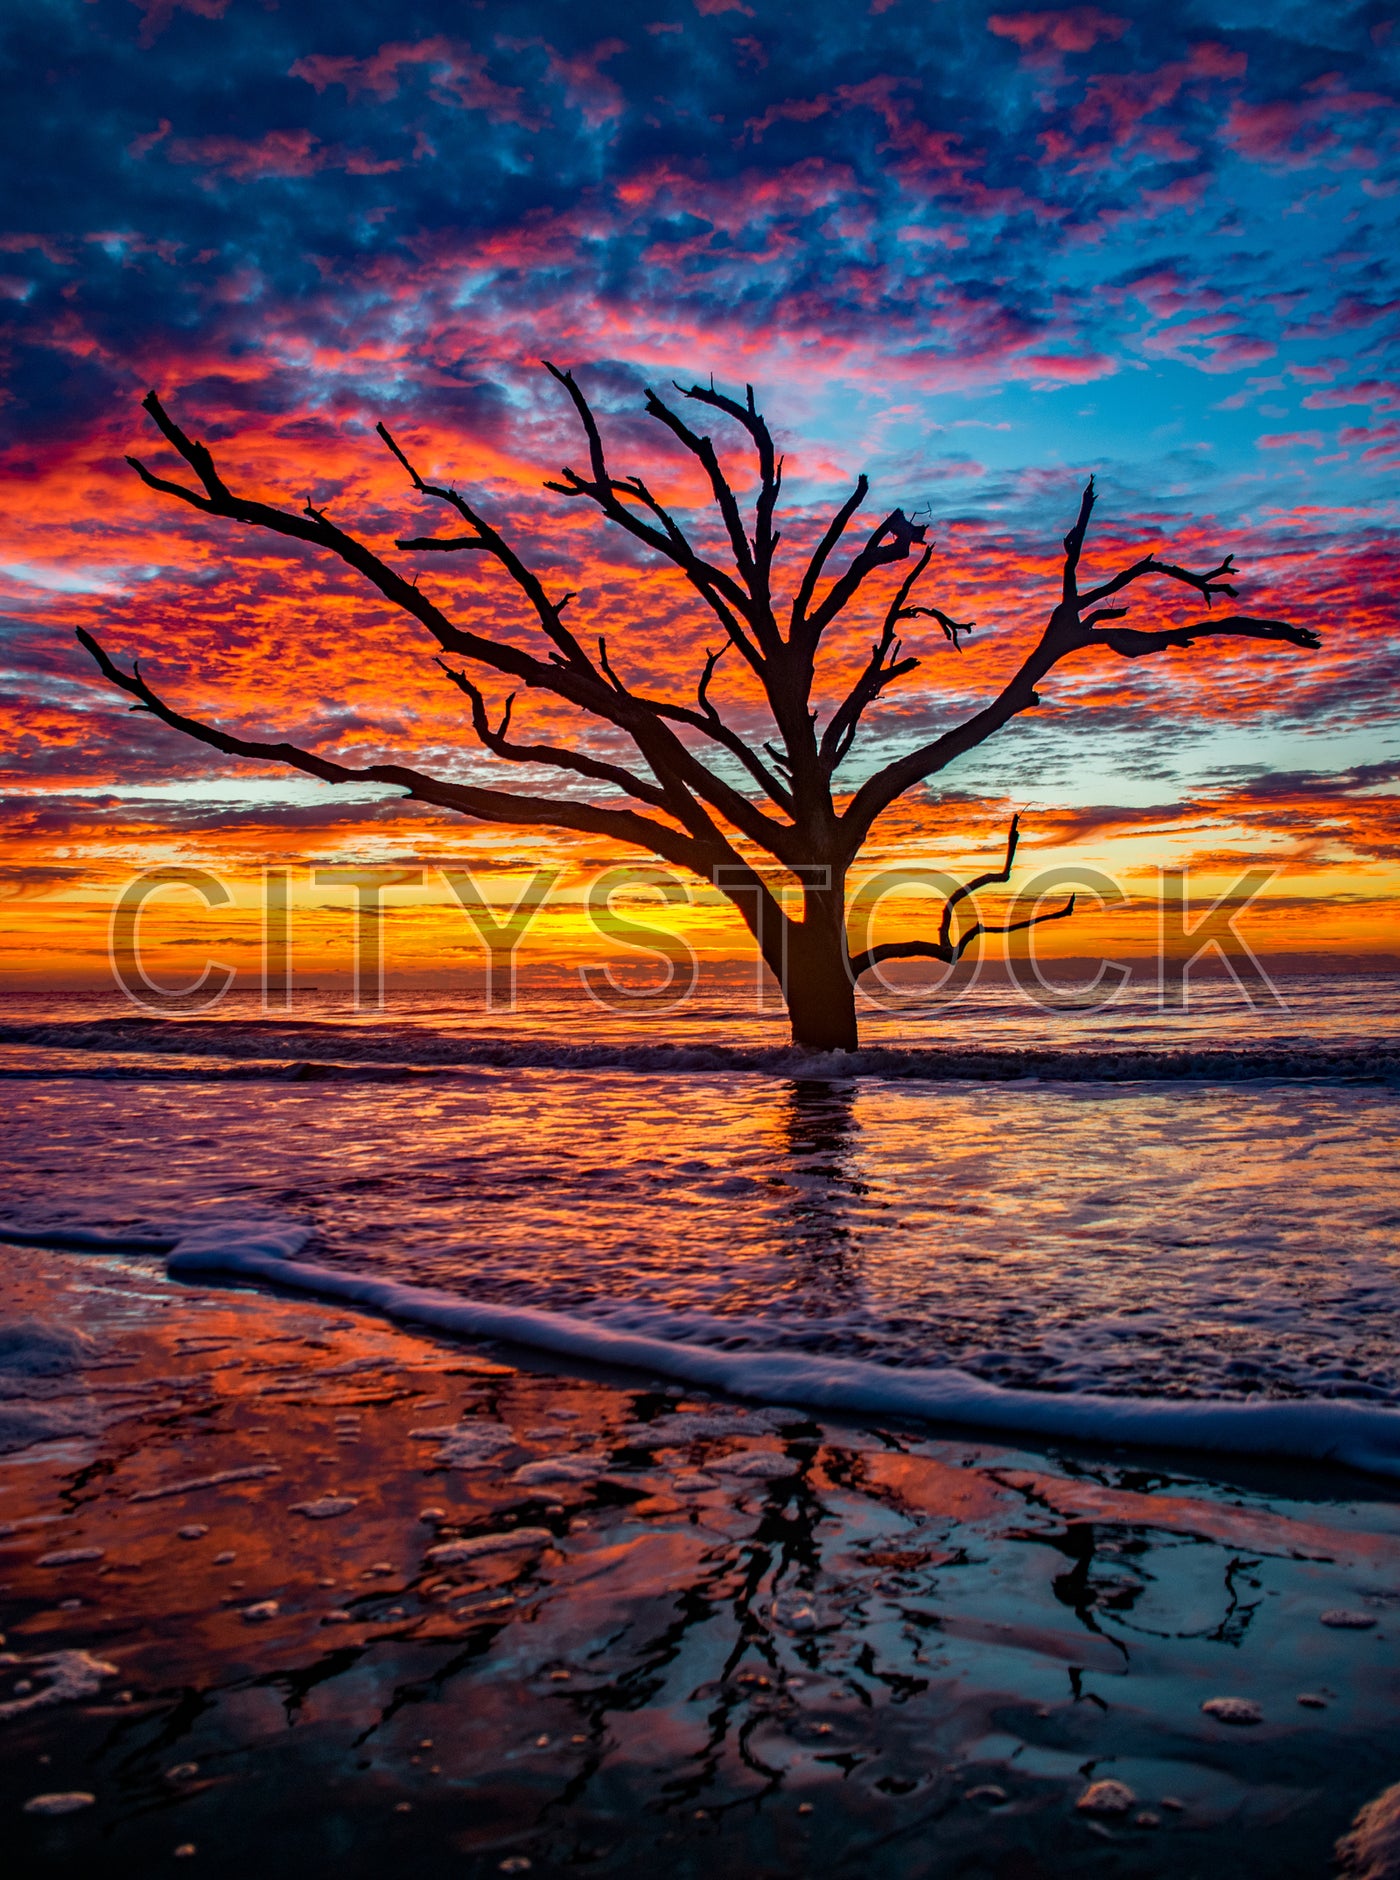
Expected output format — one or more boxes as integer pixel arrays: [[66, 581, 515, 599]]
[[3, 1242, 1399, 1877]]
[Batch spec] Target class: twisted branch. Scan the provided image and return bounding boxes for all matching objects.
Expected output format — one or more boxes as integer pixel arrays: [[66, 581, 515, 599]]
[[121, 389, 801, 863], [842, 475, 1320, 856], [848, 815, 1077, 977], [76, 628, 713, 874]]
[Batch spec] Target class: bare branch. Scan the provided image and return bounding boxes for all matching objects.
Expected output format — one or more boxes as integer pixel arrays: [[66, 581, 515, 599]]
[[850, 892, 1077, 976], [127, 391, 802, 865], [436, 660, 673, 810], [1086, 615, 1321, 658], [901, 602, 974, 648], [77, 629, 710, 873], [640, 690, 796, 814], [842, 479, 1320, 857], [790, 477, 868, 633], [679, 380, 782, 583], [129, 393, 571, 699], [849, 817, 1078, 976], [376, 420, 596, 674], [542, 362, 766, 672], [799, 506, 928, 649], [819, 545, 971, 774], [932, 812, 1021, 955], [1061, 476, 1096, 603], [643, 387, 759, 597], [697, 642, 726, 717], [375, 411, 804, 854], [1079, 552, 1239, 611]]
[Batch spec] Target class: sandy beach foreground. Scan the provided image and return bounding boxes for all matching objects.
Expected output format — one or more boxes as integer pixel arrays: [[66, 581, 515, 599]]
[[3, 1245, 1399, 1879]]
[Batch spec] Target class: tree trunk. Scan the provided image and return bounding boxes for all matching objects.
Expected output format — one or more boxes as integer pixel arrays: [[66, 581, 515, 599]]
[[782, 887, 859, 1051]]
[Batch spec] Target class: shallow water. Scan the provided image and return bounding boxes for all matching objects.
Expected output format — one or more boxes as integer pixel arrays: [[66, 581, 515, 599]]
[[1, 980, 1398, 1425], [6, 1245, 1400, 1880]]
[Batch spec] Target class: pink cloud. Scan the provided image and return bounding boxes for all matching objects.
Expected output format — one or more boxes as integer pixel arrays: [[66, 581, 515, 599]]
[[746, 95, 834, 140], [1287, 294, 1400, 340], [1029, 43, 1244, 189], [1224, 75, 1395, 171], [166, 129, 327, 180], [1339, 420, 1400, 447], [1257, 430, 1324, 449], [1302, 380, 1400, 412], [1011, 350, 1117, 383], [165, 129, 400, 181], [1112, 267, 1225, 320], [128, 120, 171, 160], [0, 233, 72, 265], [987, 8, 1126, 57], [291, 38, 533, 125], [542, 37, 629, 129], [1141, 318, 1276, 375], [132, 0, 227, 50], [1069, 42, 1245, 146]]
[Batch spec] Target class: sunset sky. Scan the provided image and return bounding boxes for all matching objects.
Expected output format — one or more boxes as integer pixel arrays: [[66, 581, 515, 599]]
[[2, 0, 1397, 992]]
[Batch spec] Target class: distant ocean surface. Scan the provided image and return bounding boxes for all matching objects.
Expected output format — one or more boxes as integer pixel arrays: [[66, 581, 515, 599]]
[[2, 976, 1399, 1459]]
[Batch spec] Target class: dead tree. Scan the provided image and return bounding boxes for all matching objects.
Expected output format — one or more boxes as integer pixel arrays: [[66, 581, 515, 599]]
[[79, 372, 1320, 1049]]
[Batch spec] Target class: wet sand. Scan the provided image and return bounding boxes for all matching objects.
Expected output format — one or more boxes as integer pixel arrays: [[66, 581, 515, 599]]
[[3, 1243, 1399, 1878]]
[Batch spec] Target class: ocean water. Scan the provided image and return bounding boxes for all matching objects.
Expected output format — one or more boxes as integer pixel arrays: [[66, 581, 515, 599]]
[[2, 976, 1398, 1466]]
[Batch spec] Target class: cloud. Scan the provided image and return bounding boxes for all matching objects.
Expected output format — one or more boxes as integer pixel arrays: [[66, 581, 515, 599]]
[[0, 0, 1394, 976], [163, 129, 402, 181], [1302, 378, 1400, 411], [987, 9, 1128, 59], [1223, 74, 1396, 171], [290, 37, 535, 124], [0, 864, 89, 901]]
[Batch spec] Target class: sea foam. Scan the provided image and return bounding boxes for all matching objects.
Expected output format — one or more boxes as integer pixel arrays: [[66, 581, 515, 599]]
[[7, 1219, 1400, 1478]]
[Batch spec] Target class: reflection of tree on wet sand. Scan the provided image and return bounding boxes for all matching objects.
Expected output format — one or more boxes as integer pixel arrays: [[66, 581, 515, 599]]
[[92, 1427, 1293, 1857], [768, 1079, 869, 1315]]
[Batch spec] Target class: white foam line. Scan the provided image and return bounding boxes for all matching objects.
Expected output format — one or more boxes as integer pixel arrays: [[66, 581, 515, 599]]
[[150, 1224, 1400, 1481], [16, 1219, 1400, 1476]]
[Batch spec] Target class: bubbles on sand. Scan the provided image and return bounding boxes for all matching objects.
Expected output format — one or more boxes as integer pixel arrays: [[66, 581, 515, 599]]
[[511, 1458, 598, 1486], [426, 1530, 553, 1567], [0, 1650, 117, 1722], [409, 1422, 516, 1468], [715, 1450, 797, 1479], [1201, 1696, 1263, 1725], [1076, 1779, 1136, 1816]]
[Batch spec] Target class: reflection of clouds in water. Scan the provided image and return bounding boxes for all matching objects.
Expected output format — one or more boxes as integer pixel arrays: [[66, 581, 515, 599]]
[[1, 1017, 1398, 1403], [13, 1237, 1397, 1879]]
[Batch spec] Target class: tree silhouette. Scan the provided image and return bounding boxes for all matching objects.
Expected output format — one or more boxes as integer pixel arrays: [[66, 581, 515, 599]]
[[80, 372, 1319, 1048]]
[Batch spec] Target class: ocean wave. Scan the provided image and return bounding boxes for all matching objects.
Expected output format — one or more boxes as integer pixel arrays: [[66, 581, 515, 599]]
[[8, 1219, 1400, 1477], [0, 1017, 1395, 1084]]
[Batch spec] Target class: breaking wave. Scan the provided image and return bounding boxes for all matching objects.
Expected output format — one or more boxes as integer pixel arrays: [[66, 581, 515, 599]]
[[0, 1016, 1395, 1084], [8, 1218, 1400, 1478]]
